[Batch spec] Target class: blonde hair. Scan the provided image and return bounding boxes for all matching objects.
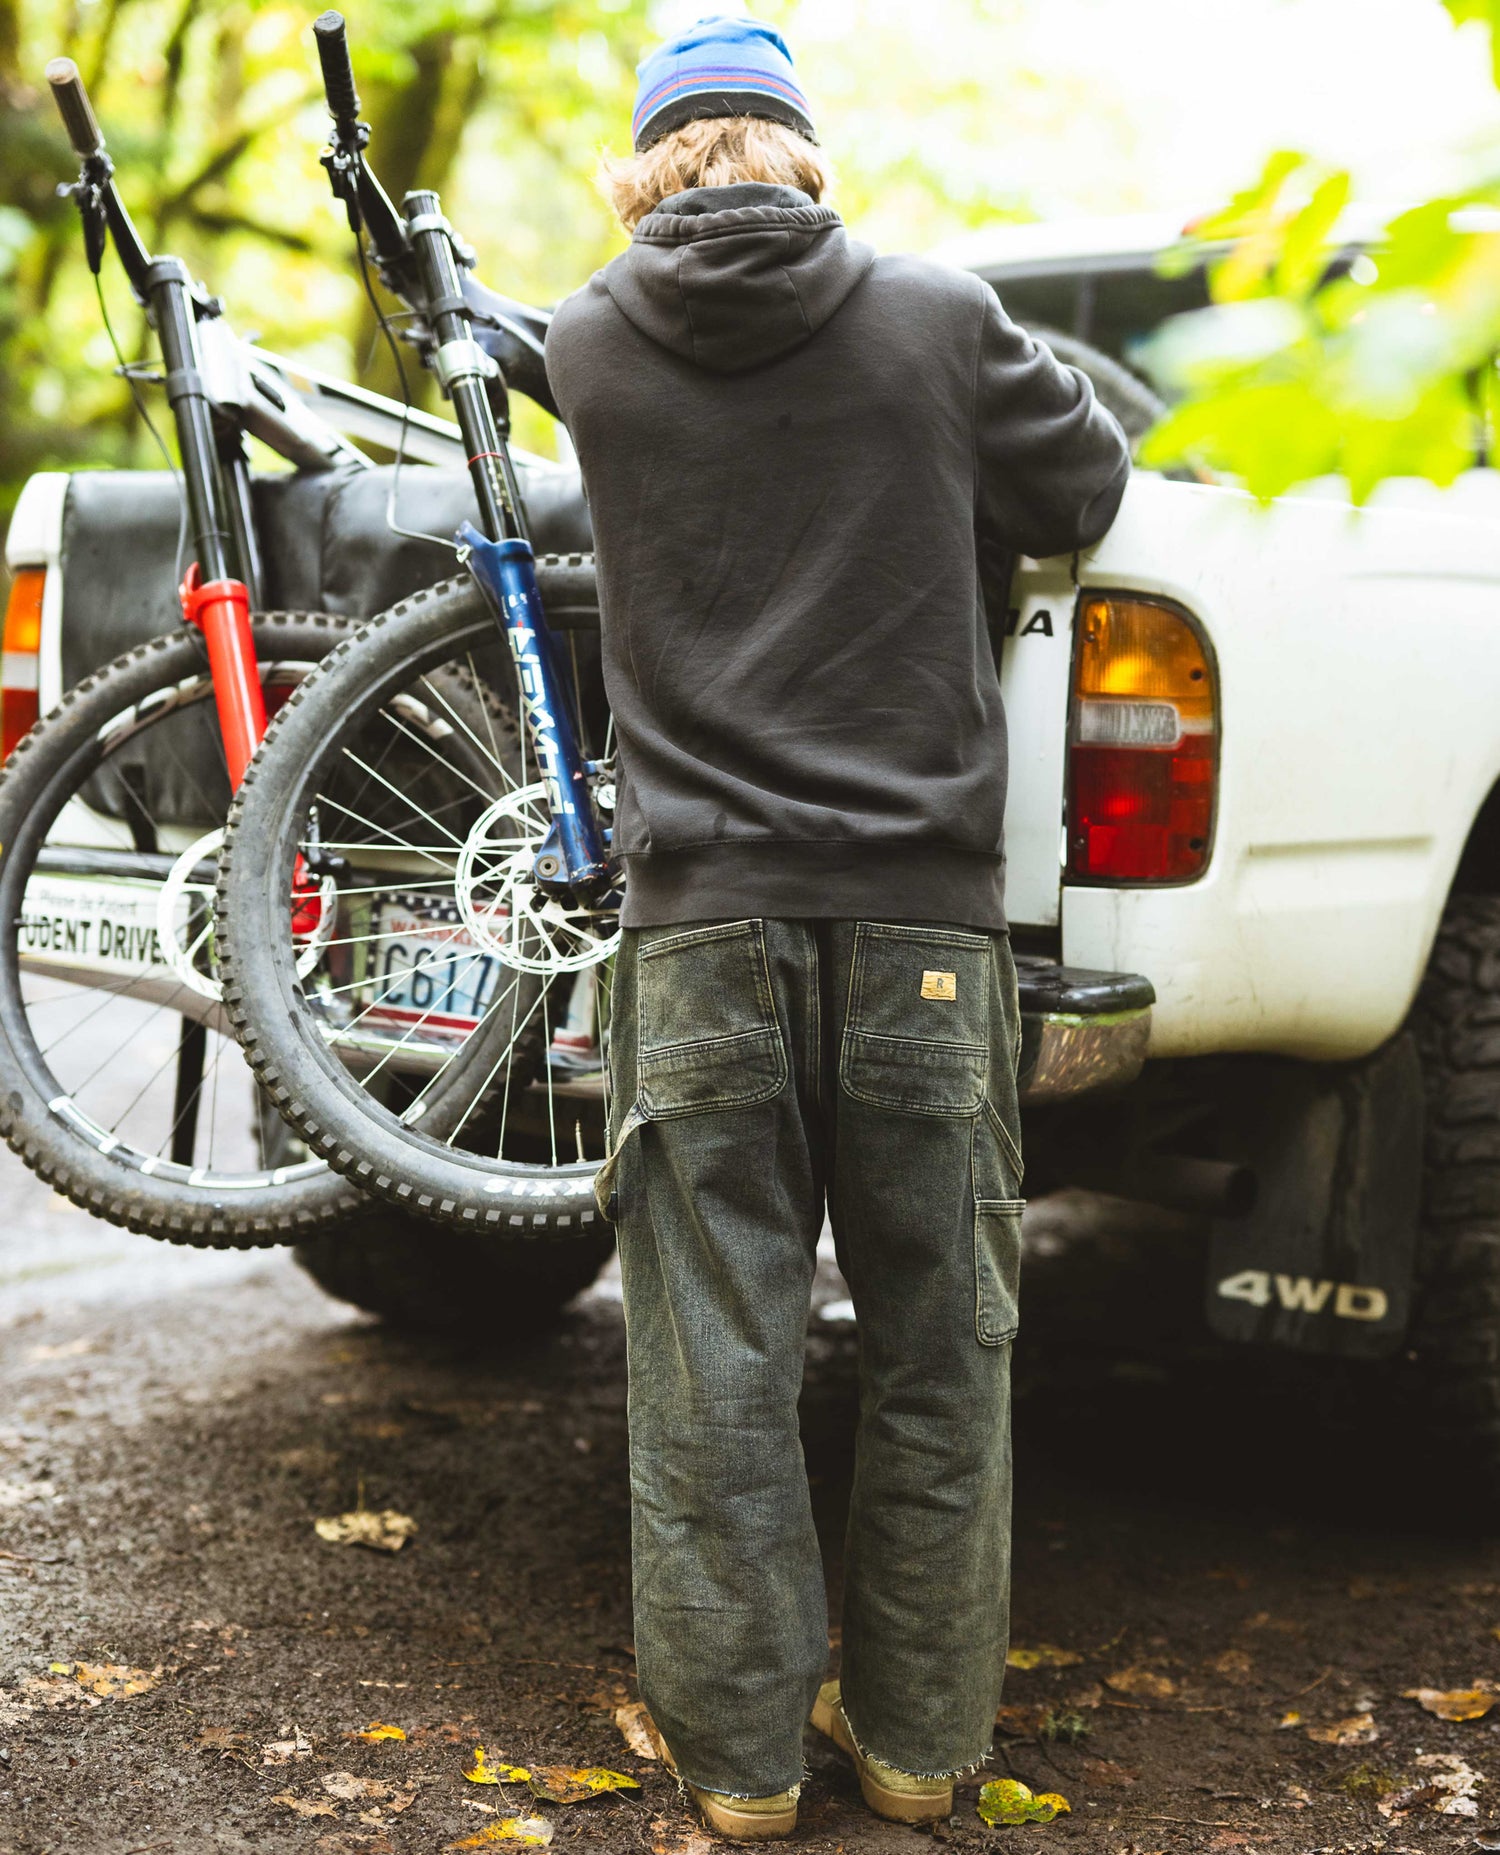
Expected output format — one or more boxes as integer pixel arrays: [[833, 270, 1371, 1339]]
[[601, 117, 833, 232]]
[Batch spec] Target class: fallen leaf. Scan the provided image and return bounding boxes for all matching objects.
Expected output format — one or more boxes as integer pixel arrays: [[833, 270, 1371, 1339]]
[[465, 1747, 530, 1786], [1379, 1752, 1484, 1820], [1006, 1644, 1083, 1670], [273, 1792, 339, 1819], [976, 1778, 1070, 1826], [1306, 1712, 1379, 1746], [526, 1765, 641, 1804], [262, 1731, 314, 1766], [18, 1672, 95, 1710], [0, 1696, 35, 1727], [1066, 1682, 1104, 1710], [195, 1725, 250, 1755], [314, 1509, 417, 1552], [649, 1822, 717, 1855], [1282, 1782, 1313, 1808], [316, 1774, 416, 1816], [1207, 1649, 1254, 1682], [1275, 1711, 1301, 1729], [445, 1819, 554, 1849], [80, 1661, 161, 1699], [1401, 1685, 1498, 1722], [354, 1722, 407, 1742], [995, 1703, 1049, 1735], [1106, 1667, 1177, 1701], [615, 1699, 659, 1760]]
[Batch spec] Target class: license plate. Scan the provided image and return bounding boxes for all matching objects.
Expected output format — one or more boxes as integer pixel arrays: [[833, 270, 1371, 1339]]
[[18, 873, 193, 978], [358, 895, 503, 1037]]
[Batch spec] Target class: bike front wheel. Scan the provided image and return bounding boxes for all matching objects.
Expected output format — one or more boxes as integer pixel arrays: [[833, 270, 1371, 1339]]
[[216, 570, 616, 1235], [0, 613, 372, 1245]]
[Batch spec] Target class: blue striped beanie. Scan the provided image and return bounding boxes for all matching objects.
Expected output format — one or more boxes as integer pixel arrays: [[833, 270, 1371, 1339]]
[[631, 15, 817, 153]]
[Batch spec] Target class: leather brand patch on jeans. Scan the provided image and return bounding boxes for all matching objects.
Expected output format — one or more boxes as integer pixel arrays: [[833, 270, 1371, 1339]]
[[603, 916, 1023, 1796]]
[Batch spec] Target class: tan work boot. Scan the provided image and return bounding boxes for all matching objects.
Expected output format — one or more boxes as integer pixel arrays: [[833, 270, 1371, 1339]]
[[640, 1706, 798, 1842], [811, 1680, 954, 1824]]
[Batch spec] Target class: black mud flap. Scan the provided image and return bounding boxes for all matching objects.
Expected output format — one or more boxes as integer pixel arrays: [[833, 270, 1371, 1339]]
[[1205, 1035, 1422, 1360]]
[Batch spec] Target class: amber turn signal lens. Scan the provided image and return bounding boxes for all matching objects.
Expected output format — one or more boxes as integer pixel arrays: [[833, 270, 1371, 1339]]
[[1067, 594, 1217, 884], [2, 567, 45, 762]]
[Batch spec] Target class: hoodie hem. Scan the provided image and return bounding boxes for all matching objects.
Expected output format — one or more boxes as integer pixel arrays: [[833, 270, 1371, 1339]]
[[618, 840, 1006, 931]]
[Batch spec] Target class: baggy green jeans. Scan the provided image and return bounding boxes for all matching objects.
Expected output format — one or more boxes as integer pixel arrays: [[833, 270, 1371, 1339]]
[[598, 918, 1023, 1797]]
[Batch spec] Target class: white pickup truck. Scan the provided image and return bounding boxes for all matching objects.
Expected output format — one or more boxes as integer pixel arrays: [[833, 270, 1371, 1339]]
[[6, 217, 1498, 1486]]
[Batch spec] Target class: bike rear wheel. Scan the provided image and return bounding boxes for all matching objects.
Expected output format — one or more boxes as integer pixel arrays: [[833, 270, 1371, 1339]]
[[216, 570, 615, 1233], [0, 614, 372, 1245]]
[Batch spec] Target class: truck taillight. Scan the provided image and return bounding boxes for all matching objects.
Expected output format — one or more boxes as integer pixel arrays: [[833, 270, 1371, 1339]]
[[2, 567, 44, 762], [1067, 594, 1217, 883]]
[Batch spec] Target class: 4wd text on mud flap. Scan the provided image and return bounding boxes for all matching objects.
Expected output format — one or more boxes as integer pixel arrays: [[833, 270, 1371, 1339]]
[[1216, 1270, 1389, 1322]]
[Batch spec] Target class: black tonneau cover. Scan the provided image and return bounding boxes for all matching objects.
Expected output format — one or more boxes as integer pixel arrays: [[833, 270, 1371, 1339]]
[[60, 459, 592, 690]]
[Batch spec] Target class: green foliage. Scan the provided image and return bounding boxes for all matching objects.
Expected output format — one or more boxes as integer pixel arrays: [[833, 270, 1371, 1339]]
[[1142, 143, 1500, 501], [0, 0, 1053, 540], [1445, 0, 1500, 81], [0, 0, 654, 527]]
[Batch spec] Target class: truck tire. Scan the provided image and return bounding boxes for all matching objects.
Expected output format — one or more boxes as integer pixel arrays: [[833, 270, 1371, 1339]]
[[293, 1220, 616, 1336], [1405, 891, 1500, 1479], [1028, 325, 1166, 447]]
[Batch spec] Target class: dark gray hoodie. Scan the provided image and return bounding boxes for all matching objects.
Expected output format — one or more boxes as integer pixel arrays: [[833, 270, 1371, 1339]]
[[545, 184, 1129, 929]]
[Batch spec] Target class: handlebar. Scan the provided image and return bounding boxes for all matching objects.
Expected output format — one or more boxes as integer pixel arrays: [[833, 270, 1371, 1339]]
[[46, 54, 153, 296], [313, 12, 361, 129], [46, 57, 104, 158]]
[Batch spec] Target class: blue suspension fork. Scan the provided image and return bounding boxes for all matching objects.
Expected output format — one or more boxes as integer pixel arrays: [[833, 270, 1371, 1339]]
[[458, 523, 615, 902], [314, 17, 615, 906]]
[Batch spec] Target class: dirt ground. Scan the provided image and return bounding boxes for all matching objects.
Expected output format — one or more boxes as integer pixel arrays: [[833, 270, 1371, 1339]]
[[1, 1158, 1498, 1855]]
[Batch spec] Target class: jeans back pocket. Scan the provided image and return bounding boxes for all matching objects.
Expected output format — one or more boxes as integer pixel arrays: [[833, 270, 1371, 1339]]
[[637, 920, 787, 1118], [839, 923, 991, 1116]]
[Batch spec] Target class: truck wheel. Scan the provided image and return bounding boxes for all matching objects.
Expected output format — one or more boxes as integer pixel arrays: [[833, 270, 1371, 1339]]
[[1405, 892, 1500, 1477], [293, 1220, 616, 1336], [1027, 325, 1166, 447]]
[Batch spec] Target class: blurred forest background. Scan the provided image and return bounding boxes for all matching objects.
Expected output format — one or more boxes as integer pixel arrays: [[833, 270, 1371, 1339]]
[[2, 0, 1500, 543]]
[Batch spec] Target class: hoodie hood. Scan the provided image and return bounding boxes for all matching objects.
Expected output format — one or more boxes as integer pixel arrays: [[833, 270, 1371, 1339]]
[[604, 183, 875, 373]]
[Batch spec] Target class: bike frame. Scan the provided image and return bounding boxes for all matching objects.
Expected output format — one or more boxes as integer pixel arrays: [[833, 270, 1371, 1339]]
[[312, 12, 617, 907], [45, 57, 373, 1161]]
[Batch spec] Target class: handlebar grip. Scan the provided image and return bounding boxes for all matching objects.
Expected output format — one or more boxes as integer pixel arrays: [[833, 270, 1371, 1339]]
[[313, 12, 361, 124], [46, 57, 105, 158]]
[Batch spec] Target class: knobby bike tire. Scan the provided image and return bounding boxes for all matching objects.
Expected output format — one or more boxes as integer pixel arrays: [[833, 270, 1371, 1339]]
[[0, 614, 370, 1247], [216, 570, 610, 1235]]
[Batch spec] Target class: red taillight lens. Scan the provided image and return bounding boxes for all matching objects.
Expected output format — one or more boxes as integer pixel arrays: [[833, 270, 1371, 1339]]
[[2, 567, 44, 762], [1067, 594, 1217, 883]]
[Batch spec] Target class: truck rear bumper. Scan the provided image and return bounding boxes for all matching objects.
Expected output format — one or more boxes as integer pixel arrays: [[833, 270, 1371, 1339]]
[[1016, 956, 1155, 1102]]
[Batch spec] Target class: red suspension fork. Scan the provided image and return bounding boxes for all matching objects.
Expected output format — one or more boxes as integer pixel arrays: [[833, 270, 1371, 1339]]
[[179, 564, 266, 790]]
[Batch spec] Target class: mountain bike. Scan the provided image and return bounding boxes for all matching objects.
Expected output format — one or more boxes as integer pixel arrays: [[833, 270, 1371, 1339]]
[[0, 60, 515, 1246], [215, 14, 623, 1237]]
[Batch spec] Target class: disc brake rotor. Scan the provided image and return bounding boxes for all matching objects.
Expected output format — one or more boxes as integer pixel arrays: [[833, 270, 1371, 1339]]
[[455, 781, 620, 977], [157, 827, 335, 1002]]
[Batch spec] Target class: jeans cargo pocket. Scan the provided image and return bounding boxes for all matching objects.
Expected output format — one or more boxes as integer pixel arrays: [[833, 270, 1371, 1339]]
[[975, 1199, 1023, 1344], [637, 920, 787, 1118], [839, 923, 991, 1115]]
